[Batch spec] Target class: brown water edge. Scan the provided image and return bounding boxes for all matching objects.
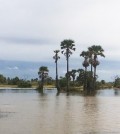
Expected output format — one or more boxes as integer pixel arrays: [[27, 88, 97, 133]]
[[0, 89, 120, 134]]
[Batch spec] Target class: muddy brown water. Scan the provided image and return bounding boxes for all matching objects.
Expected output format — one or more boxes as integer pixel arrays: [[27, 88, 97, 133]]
[[0, 88, 120, 134]]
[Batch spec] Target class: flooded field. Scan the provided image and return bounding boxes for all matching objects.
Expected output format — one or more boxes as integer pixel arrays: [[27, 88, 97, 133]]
[[0, 88, 120, 134]]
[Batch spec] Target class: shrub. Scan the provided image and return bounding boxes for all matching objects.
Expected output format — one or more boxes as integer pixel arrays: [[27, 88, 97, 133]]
[[18, 80, 32, 88]]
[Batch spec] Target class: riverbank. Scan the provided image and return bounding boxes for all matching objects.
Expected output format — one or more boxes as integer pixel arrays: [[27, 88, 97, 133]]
[[0, 84, 55, 89]]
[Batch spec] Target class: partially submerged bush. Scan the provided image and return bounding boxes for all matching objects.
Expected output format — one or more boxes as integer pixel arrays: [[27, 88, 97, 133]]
[[18, 80, 32, 88]]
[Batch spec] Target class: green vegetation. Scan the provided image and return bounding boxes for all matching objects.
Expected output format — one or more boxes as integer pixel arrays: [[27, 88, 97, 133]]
[[18, 80, 32, 88], [114, 76, 120, 88], [0, 75, 32, 88]]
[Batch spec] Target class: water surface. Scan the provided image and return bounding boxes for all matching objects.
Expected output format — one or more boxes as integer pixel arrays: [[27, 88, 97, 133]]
[[0, 88, 120, 134]]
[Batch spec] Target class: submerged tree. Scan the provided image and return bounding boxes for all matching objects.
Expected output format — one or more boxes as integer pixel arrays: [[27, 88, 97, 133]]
[[89, 45, 105, 89], [80, 51, 89, 91], [69, 69, 77, 86], [53, 50, 60, 92], [61, 39, 76, 93], [38, 66, 49, 90], [77, 69, 85, 86]]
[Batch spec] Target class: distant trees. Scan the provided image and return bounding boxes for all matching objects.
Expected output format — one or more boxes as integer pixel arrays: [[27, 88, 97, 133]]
[[0, 74, 32, 88]]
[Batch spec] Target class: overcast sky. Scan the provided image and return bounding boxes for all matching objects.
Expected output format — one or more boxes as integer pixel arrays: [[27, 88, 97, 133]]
[[0, 0, 120, 81]]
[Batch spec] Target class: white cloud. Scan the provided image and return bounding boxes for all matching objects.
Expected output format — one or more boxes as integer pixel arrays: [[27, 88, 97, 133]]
[[7, 66, 19, 70]]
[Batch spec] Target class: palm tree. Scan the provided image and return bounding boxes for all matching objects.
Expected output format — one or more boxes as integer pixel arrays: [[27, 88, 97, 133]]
[[90, 45, 105, 78], [77, 69, 84, 85], [88, 47, 94, 77], [60, 39, 76, 93], [90, 45, 105, 89], [80, 51, 89, 72], [38, 66, 49, 90], [53, 50, 60, 92], [80, 51, 89, 91]]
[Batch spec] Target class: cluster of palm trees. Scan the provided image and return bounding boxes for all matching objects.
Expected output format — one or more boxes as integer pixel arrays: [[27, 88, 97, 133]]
[[80, 45, 105, 91], [53, 39, 105, 93], [38, 39, 105, 94]]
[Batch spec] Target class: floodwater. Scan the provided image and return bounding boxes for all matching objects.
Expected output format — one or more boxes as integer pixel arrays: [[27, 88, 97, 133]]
[[0, 88, 120, 134]]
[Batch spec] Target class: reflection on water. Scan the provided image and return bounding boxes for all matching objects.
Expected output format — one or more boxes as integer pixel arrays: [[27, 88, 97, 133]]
[[0, 88, 120, 134]]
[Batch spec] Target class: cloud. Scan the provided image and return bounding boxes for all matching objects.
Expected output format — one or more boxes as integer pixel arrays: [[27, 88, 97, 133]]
[[7, 66, 19, 70], [0, 36, 53, 45]]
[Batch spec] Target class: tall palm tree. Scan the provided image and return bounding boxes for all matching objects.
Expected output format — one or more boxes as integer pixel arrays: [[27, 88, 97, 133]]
[[60, 39, 76, 93], [53, 50, 60, 92], [80, 51, 89, 91], [90, 45, 105, 89], [90, 45, 105, 79], [38, 66, 49, 90]]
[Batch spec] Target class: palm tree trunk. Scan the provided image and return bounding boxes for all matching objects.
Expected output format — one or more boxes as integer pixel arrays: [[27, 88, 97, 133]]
[[56, 60, 59, 92], [73, 77, 75, 86], [91, 63, 93, 76], [67, 50, 69, 93], [84, 67, 87, 91], [93, 66, 96, 90]]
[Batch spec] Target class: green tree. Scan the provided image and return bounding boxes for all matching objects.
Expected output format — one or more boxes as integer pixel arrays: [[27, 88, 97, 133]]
[[60, 39, 75, 93], [89, 45, 105, 89], [77, 69, 84, 86], [59, 76, 67, 89], [53, 50, 60, 92], [0, 74, 6, 84], [38, 66, 49, 90], [69, 69, 77, 86], [114, 76, 120, 88], [12, 77, 20, 85], [18, 80, 32, 88], [80, 51, 89, 91], [88, 47, 94, 77]]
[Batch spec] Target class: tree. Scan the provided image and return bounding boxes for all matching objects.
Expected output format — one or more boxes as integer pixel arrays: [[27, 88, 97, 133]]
[[53, 50, 60, 92], [114, 76, 120, 88], [0, 74, 6, 84], [60, 39, 75, 93], [69, 69, 77, 86], [12, 77, 20, 85], [89, 45, 105, 89], [80, 51, 89, 91], [88, 47, 94, 77], [77, 69, 84, 86], [38, 66, 49, 90]]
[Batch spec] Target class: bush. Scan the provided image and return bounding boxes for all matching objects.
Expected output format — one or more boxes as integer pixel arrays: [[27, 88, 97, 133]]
[[59, 77, 67, 88], [18, 80, 32, 88]]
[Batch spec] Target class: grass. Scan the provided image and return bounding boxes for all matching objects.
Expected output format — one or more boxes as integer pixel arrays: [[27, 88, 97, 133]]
[[0, 84, 18, 88]]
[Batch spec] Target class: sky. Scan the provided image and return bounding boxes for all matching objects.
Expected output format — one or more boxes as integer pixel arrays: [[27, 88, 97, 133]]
[[0, 0, 120, 81]]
